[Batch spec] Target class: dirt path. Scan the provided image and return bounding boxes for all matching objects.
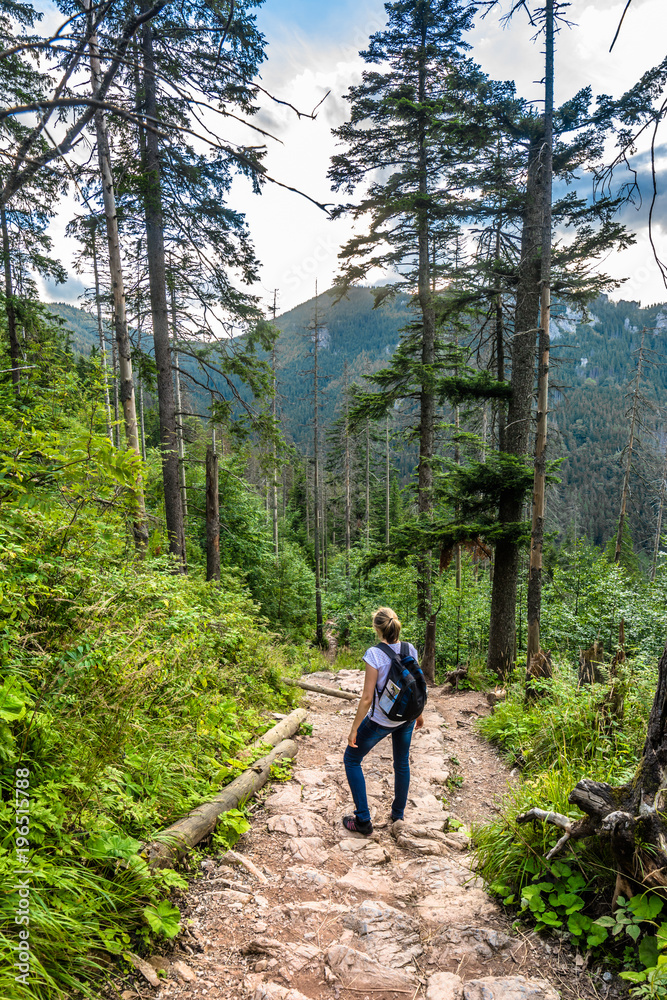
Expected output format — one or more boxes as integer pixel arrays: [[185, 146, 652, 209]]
[[133, 673, 613, 1000]]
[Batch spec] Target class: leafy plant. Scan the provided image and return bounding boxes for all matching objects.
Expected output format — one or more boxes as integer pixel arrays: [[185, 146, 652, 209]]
[[213, 808, 251, 850]]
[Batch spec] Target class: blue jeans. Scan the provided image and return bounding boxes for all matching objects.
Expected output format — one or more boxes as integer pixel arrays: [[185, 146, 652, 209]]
[[343, 715, 416, 825]]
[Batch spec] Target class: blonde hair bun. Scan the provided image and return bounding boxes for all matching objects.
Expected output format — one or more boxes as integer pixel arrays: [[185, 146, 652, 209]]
[[372, 606, 402, 644]]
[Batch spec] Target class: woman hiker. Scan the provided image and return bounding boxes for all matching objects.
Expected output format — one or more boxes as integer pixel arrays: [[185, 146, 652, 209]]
[[342, 607, 425, 836]]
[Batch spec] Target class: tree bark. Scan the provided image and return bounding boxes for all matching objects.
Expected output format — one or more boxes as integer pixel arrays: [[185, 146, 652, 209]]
[[385, 414, 390, 547], [1, 204, 21, 393], [526, 0, 555, 666], [169, 277, 188, 522], [140, 16, 185, 567], [487, 130, 544, 678], [416, 11, 437, 685], [90, 226, 113, 442], [312, 290, 324, 646], [282, 677, 356, 701], [206, 445, 220, 582], [88, 3, 148, 550], [344, 363, 351, 593], [271, 290, 279, 565]]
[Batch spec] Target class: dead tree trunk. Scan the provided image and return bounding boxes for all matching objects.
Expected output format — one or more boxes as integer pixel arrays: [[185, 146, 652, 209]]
[[311, 288, 324, 646], [416, 30, 437, 685], [520, 639, 667, 897], [526, 0, 555, 665], [0, 204, 20, 393], [87, 2, 148, 550], [90, 226, 113, 442], [140, 16, 186, 568], [579, 641, 605, 685], [344, 364, 351, 593], [487, 129, 544, 679], [206, 445, 220, 582]]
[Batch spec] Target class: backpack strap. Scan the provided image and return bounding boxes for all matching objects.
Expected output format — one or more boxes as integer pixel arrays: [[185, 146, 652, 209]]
[[376, 642, 403, 665], [400, 641, 408, 659]]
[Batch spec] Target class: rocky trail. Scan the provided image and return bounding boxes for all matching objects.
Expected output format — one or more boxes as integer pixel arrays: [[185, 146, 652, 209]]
[[123, 672, 618, 1000]]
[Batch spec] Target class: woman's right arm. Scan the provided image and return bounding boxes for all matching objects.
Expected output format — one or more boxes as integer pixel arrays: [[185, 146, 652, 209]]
[[348, 664, 378, 747]]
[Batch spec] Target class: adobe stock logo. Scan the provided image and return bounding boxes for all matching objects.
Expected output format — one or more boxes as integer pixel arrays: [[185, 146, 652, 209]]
[[282, 234, 341, 293]]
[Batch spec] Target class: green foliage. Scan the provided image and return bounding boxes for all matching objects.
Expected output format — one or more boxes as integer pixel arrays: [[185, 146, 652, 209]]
[[473, 654, 667, 975], [212, 809, 251, 851], [0, 346, 305, 999]]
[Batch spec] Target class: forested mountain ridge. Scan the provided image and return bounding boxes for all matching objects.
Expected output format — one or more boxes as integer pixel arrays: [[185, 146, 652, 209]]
[[49, 287, 667, 553]]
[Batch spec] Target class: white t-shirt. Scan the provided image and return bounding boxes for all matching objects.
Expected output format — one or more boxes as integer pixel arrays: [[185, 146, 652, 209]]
[[363, 641, 420, 729]]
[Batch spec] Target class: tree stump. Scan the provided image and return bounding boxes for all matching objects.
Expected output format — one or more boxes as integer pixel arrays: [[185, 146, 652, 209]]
[[578, 641, 605, 685], [525, 650, 553, 702]]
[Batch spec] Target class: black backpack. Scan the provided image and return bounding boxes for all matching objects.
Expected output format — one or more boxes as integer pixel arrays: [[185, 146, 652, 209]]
[[373, 642, 427, 723]]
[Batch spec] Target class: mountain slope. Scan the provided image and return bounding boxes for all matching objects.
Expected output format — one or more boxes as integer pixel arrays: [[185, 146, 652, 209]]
[[48, 288, 667, 555]]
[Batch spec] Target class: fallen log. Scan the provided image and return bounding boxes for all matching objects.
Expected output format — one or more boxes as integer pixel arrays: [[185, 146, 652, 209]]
[[239, 707, 308, 758], [282, 676, 356, 700], [144, 739, 298, 869]]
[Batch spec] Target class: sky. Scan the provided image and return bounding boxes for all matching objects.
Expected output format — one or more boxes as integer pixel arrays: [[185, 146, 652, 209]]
[[41, 0, 667, 317]]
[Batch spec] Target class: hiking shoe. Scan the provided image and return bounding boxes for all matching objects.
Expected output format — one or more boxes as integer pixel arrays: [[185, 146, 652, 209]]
[[342, 814, 373, 836]]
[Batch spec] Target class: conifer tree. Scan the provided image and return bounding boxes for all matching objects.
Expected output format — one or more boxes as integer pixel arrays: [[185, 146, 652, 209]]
[[329, 0, 477, 681]]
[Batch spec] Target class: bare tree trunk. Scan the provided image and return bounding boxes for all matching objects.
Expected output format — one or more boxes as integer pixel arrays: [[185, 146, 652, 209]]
[[323, 465, 328, 586], [1, 204, 21, 393], [90, 226, 113, 442], [344, 363, 351, 593], [365, 418, 371, 548], [206, 445, 220, 582], [271, 291, 279, 565], [526, 0, 555, 665], [140, 15, 185, 568], [169, 275, 188, 523], [487, 130, 544, 678], [88, 4, 148, 550], [312, 289, 324, 646], [615, 332, 645, 563], [416, 13, 437, 684], [385, 414, 390, 547]]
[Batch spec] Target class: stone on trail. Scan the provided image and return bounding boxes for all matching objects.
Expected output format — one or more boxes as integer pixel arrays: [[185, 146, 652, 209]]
[[171, 958, 197, 983], [444, 830, 470, 851], [267, 813, 322, 837], [430, 769, 451, 785], [430, 925, 512, 969], [285, 836, 328, 864], [336, 865, 414, 900], [326, 943, 417, 990], [427, 971, 464, 1000], [417, 886, 498, 925], [294, 768, 329, 787], [337, 839, 391, 865], [251, 981, 314, 1000], [264, 783, 302, 813], [343, 898, 423, 966], [462, 977, 559, 1000], [125, 952, 160, 987], [396, 831, 447, 855], [392, 820, 449, 843], [408, 792, 445, 814], [284, 865, 330, 888]]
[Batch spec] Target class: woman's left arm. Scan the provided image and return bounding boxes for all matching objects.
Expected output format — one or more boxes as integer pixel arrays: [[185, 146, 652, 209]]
[[348, 665, 378, 748]]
